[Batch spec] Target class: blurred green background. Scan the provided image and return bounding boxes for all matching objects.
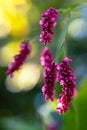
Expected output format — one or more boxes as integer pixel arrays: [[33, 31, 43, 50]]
[[0, 0, 87, 130]]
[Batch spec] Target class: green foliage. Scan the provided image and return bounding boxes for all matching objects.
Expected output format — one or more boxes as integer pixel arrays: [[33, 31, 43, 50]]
[[66, 3, 81, 11], [55, 14, 70, 63], [64, 76, 87, 130]]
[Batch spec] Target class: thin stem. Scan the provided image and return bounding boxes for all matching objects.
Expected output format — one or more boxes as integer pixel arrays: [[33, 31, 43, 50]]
[[55, 12, 70, 63]]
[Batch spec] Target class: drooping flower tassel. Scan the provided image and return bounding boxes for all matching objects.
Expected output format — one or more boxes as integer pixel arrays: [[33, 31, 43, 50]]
[[41, 47, 58, 101], [56, 57, 76, 114], [6, 40, 31, 77], [39, 8, 59, 46]]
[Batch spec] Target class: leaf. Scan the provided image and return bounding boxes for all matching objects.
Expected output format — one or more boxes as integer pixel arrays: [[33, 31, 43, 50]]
[[60, 11, 67, 16], [66, 4, 81, 11], [58, 45, 67, 63], [58, 9, 68, 16], [64, 76, 87, 130], [55, 14, 70, 63], [58, 4, 80, 16]]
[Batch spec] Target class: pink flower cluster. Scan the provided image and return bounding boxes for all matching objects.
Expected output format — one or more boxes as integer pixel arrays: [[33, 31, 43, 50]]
[[56, 57, 76, 114], [41, 48, 76, 114], [5, 7, 77, 115], [39, 8, 59, 46], [6, 41, 31, 77], [41, 47, 54, 66], [41, 47, 58, 101]]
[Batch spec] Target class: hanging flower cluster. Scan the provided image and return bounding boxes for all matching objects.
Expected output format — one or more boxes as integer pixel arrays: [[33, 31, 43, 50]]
[[6, 41, 31, 77], [40, 47, 54, 67], [5, 7, 77, 115], [41, 47, 76, 114], [40, 8, 77, 115], [39, 8, 59, 46], [56, 57, 76, 114], [41, 47, 58, 101]]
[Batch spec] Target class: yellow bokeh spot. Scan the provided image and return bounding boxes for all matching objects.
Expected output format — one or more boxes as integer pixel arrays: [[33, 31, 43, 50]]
[[3, 11, 30, 37], [9, 16, 29, 37], [0, 0, 32, 16], [0, 41, 21, 66], [12, 0, 32, 14], [5, 63, 41, 93], [0, 0, 31, 38], [0, 9, 11, 38]]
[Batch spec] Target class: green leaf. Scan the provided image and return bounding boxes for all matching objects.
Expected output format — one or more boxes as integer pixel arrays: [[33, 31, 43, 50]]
[[55, 14, 70, 63], [58, 9, 68, 16], [66, 4, 81, 11], [58, 45, 67, 63], [60, 11, 67, 16], [64, 76, 87, 130]]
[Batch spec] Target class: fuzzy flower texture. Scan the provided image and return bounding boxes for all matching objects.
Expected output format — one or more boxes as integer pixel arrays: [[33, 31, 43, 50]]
[[39, 8, 59, 46], [41, 47, 58, 101], [56, 57, 76, 114], [41, 48, 76, 114], [6, 41, 31, 77]]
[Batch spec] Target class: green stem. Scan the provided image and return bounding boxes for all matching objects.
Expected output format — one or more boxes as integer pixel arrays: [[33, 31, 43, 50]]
[[72, 101, 79, 130], [55, 12, 70, 63]]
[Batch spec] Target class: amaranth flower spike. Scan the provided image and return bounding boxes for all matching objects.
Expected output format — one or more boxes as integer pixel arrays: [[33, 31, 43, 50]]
[[39, 8, 59, 46], [6, 40, 31, 77]]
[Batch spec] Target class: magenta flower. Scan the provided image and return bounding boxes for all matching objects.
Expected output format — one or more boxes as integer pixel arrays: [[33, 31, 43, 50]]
[[6, 41, 31, 77], [41, 47, 58, 101], [42, 62, 58, 101], [39, 8, 59, 46], [56, 57, 76, 114], [40, 47, 54, 67]]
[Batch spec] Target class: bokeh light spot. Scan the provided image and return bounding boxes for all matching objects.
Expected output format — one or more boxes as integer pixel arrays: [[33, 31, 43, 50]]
[[0, 41, 20, 66], [0, 9, 11, 38], [68, 18, 87, 40], [5, 63, 41, 93]]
